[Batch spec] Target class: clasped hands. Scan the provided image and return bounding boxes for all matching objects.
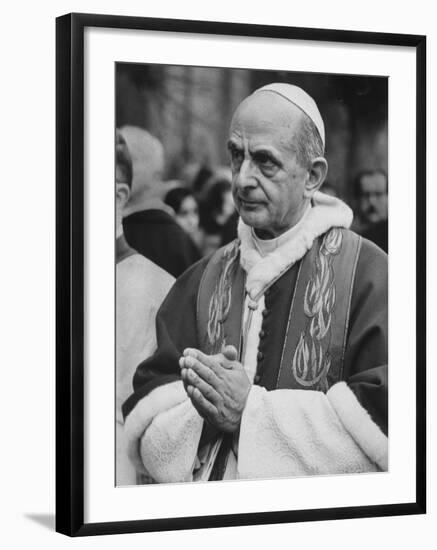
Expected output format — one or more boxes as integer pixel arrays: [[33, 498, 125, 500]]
[[179, 345, 251, 433]]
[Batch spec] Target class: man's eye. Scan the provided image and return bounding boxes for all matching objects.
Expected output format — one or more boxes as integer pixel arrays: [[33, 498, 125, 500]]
[[254, 153, 275, 168], [230, 149, 244, 165]]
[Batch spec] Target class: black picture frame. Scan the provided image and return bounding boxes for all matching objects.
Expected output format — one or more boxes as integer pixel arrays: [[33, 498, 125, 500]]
[[56, 12, 426, 537]]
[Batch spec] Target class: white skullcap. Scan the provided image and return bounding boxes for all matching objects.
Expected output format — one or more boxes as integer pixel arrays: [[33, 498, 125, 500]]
[[253, 83, 325, 147]]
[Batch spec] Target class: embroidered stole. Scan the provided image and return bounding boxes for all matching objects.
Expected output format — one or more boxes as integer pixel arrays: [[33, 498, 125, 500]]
[[276, 228, 361, 390], [195, 228, 361, 480], [197, 228, 361, 390]]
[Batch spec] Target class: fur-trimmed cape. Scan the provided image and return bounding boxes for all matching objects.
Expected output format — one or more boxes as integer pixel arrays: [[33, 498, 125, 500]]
[[123, 193, 388, 482]]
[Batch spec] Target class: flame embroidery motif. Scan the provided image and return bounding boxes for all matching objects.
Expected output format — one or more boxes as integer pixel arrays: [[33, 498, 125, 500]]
[[322, 227, 343, 255], [292, 228, 342, 389], [207, 240, 240, 353]]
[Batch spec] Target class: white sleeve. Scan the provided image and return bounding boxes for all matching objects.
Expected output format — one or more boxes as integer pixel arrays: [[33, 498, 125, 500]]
[[237, 382, 388, 480], [123, 380, 203, 483]]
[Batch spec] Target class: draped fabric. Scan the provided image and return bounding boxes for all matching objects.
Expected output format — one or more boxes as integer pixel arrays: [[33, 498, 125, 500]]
[[122, 199, 388, 482], [123, 234, 387, 433]]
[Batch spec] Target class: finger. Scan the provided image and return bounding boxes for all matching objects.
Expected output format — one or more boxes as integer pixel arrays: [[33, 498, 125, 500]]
[[186, 385, 203, 416], [188, 386, 219, 419], [186, 384, 207, 410], [185, 368, 222, 406], [179, 356, 192, 370], [184, 356, 221, 388], [183, 348, 220, 371], [180, 369, 190, 394], [222, 344, 238, 361], [183, 347, 200, 358], [217, 345, 240, 370], [186, 347, 238, 372]]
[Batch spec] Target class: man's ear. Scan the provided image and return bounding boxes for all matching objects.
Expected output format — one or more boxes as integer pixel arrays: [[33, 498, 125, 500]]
[[116, 182, 130, 209], [304, 157, 328, 198]]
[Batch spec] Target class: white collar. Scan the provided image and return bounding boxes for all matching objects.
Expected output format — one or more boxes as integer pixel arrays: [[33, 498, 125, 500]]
[[238, 191, 353, 300], [250, 205, 311, 257]]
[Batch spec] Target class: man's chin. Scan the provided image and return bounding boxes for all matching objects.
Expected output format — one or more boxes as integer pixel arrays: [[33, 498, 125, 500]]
[[239, 210, 265, 228]]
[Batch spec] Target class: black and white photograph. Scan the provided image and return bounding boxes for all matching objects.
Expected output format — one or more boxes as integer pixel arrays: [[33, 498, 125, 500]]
[[53, 12, 425, 537], [1, 0, 433, 546], [115, 64, 389, 486]]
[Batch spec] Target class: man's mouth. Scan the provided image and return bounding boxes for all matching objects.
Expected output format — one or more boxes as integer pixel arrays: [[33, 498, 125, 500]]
[[238, 197, 262, 206]]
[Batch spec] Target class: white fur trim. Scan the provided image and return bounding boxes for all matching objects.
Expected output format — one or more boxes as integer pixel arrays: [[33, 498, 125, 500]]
[[140, 399, 203, 482], [123, 381, 200, 476], [327, 381, 388, 471], [238, 191, 353, 298], [237, 384, 378, 479], [116, 420, 137, 486]]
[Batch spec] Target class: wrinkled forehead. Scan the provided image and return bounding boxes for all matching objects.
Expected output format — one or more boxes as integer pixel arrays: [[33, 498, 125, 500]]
[[230, 92, 303, 134]]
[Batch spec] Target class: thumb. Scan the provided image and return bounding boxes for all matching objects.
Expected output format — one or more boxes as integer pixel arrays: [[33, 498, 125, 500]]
[[222, 344, 238, 361]]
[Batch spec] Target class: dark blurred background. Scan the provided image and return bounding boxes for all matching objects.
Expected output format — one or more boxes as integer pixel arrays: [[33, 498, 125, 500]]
[[116, 63, 387, 201], [117, 63, 388, 268]]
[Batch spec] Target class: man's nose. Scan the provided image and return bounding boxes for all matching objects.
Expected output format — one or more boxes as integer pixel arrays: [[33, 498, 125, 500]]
[[235, 159, 257, 190], [368, 194, 378, 207]]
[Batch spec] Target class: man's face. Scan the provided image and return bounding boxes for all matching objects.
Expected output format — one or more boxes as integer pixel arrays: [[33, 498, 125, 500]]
[[359, 173, 388, 224], [228, 93, 310, 239]]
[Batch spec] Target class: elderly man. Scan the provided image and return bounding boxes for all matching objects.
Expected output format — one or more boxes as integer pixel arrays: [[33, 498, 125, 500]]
[[121, 125, 200, 278], [122, 84, 388, 482], [115, 130, 174, 484]]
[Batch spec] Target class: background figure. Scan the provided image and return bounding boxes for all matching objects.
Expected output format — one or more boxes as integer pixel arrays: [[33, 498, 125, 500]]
[[164, 187, 202, 253], [120, 125, 201, 277], [353, 169, 388, 252], [199, 178, 237, 255], [191, 165, 214, 198], [115, 130, 174, 485]]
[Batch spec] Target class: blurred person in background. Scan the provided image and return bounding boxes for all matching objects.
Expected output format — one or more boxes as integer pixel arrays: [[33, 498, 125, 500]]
[[353, 169, 388, 252], [199, 178, 237, 255], [164, 187, 202, 257], [120, 125, 201, 277], [191, 165, 214, 199], [115, 130, 174, 485]]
